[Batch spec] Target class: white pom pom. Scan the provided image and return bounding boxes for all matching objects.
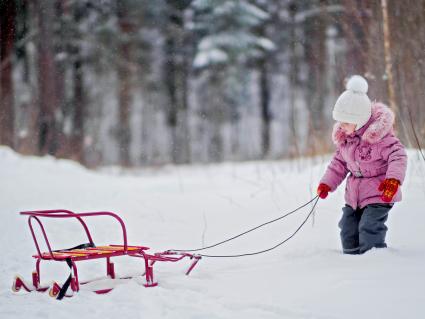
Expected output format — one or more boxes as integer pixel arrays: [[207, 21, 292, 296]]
[[346, 75, 368, 94]]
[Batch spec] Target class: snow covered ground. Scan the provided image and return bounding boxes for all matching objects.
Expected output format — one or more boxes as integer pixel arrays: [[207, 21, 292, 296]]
[[1, 146, 424, 319]]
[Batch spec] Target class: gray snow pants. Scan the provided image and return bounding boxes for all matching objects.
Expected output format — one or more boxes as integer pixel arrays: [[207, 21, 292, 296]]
[[339, 203, 393, 254]]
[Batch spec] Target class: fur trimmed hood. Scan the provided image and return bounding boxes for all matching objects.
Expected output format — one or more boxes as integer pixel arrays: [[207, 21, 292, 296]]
[[332, 102, 395, 145]]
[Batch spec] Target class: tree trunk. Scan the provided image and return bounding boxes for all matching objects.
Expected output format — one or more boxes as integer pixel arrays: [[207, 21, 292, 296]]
[[70, 57, 85, 162], [117, 1, 134, 167], [341, 0, 370, 76], [164, 32, 179, 162], [208, 70, 225, 162], [393, 0, 425, 144], [362, 1, 387, 99], [35, 0, 59, 155], [304, 0, 328, 156], [259, 59, 271, 158], [0, 0, 16, 148], [67, 4, 85, 163], [288, 2, 300, 158], [379, 0, 411, 145], [380, 0, 396, 111], [52, 0, 70, 159], [15, 0, 39, 155], [164, 1, 191, 164]]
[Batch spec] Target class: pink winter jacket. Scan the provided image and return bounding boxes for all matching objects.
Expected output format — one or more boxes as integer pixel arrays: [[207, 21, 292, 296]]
[[320, 102, 407, 209]]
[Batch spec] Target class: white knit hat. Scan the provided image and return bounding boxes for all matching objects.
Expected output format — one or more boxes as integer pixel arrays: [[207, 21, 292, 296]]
[[332, 75, 372, 130]]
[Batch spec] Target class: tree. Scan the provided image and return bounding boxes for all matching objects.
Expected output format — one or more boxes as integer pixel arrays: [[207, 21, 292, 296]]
[[303, 0, 330, 156], [252, 0, 276, 158], [116, 0, 137, 167], [162, 0, 192, 164], [14, 0, 39, 154], [69, 2, 86, 163], [34, 0, 59, 155], [192, 0, 274, 160], [288, 1, 301, 158], [0, 0, 16, 148]]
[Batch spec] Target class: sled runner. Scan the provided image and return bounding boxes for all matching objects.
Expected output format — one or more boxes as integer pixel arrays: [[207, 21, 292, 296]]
[[13, 209, 201, 299]]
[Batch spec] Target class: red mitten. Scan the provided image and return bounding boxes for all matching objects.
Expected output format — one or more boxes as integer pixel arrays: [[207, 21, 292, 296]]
[[317, 183, 331, 199], [378, 178, 400, 202]]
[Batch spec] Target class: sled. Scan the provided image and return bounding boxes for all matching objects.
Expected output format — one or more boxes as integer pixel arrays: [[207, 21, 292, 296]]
[[13, 209, 201, 298]]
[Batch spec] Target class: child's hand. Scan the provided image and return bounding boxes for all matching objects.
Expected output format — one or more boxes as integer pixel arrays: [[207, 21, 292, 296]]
[[317, 183, 331, 199], [378, 178, 400, 202]]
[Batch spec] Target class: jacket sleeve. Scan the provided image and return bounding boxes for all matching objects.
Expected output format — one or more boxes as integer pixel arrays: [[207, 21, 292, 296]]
[[381, 137, 408, 184], [320, 149, 349, 191]]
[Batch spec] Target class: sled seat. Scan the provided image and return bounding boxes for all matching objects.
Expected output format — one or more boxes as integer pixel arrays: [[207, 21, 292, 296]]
[[33, 245, 150, 261]]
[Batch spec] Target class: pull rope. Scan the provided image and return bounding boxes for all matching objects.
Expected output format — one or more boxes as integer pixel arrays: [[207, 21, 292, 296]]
[[195, 196, 319, 258], [169, 196, 319, 257]]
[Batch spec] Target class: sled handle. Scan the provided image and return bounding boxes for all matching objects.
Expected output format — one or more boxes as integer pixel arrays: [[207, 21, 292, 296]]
[[21, 210, 128, 258], [21, 209, 94, 248]]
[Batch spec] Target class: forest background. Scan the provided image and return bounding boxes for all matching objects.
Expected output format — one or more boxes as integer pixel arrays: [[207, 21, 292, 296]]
[[0, 0, 424, 168]]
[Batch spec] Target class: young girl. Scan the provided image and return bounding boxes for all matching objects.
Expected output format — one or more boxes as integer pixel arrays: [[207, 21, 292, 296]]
[[317, 75, 407, 254]]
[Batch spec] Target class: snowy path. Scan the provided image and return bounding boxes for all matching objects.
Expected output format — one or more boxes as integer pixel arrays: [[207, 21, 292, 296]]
[[1, 147, 424, 319]]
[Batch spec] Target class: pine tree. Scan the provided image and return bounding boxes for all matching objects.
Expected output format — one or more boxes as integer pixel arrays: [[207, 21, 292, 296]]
[[192, 0, 274, 160]]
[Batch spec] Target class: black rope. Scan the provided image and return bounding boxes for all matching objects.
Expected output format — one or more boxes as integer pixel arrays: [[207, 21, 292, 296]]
[[170, 196, 318, 253], [56, 242, 96, 300], [57, 258, 73, 300], [168, 196, 319, 258], [195, 197, 319, 258], [54, 242, 96, 252]]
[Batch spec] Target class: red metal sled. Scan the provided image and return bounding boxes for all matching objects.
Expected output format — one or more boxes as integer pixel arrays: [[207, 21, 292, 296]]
[[13, 209, 201, 298]]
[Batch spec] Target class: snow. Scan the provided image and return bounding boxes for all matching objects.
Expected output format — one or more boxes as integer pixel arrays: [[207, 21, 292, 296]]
[[1, 146, 424, 318], [194, 32, 275, 68], [194, 47, 228, 68]]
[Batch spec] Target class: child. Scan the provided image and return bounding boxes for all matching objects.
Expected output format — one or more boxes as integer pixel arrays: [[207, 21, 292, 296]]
[[317, 75, 407, 254]]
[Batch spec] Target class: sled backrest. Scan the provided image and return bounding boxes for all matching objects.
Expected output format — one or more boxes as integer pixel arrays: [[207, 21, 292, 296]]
[[20, 210, 128, 260]]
